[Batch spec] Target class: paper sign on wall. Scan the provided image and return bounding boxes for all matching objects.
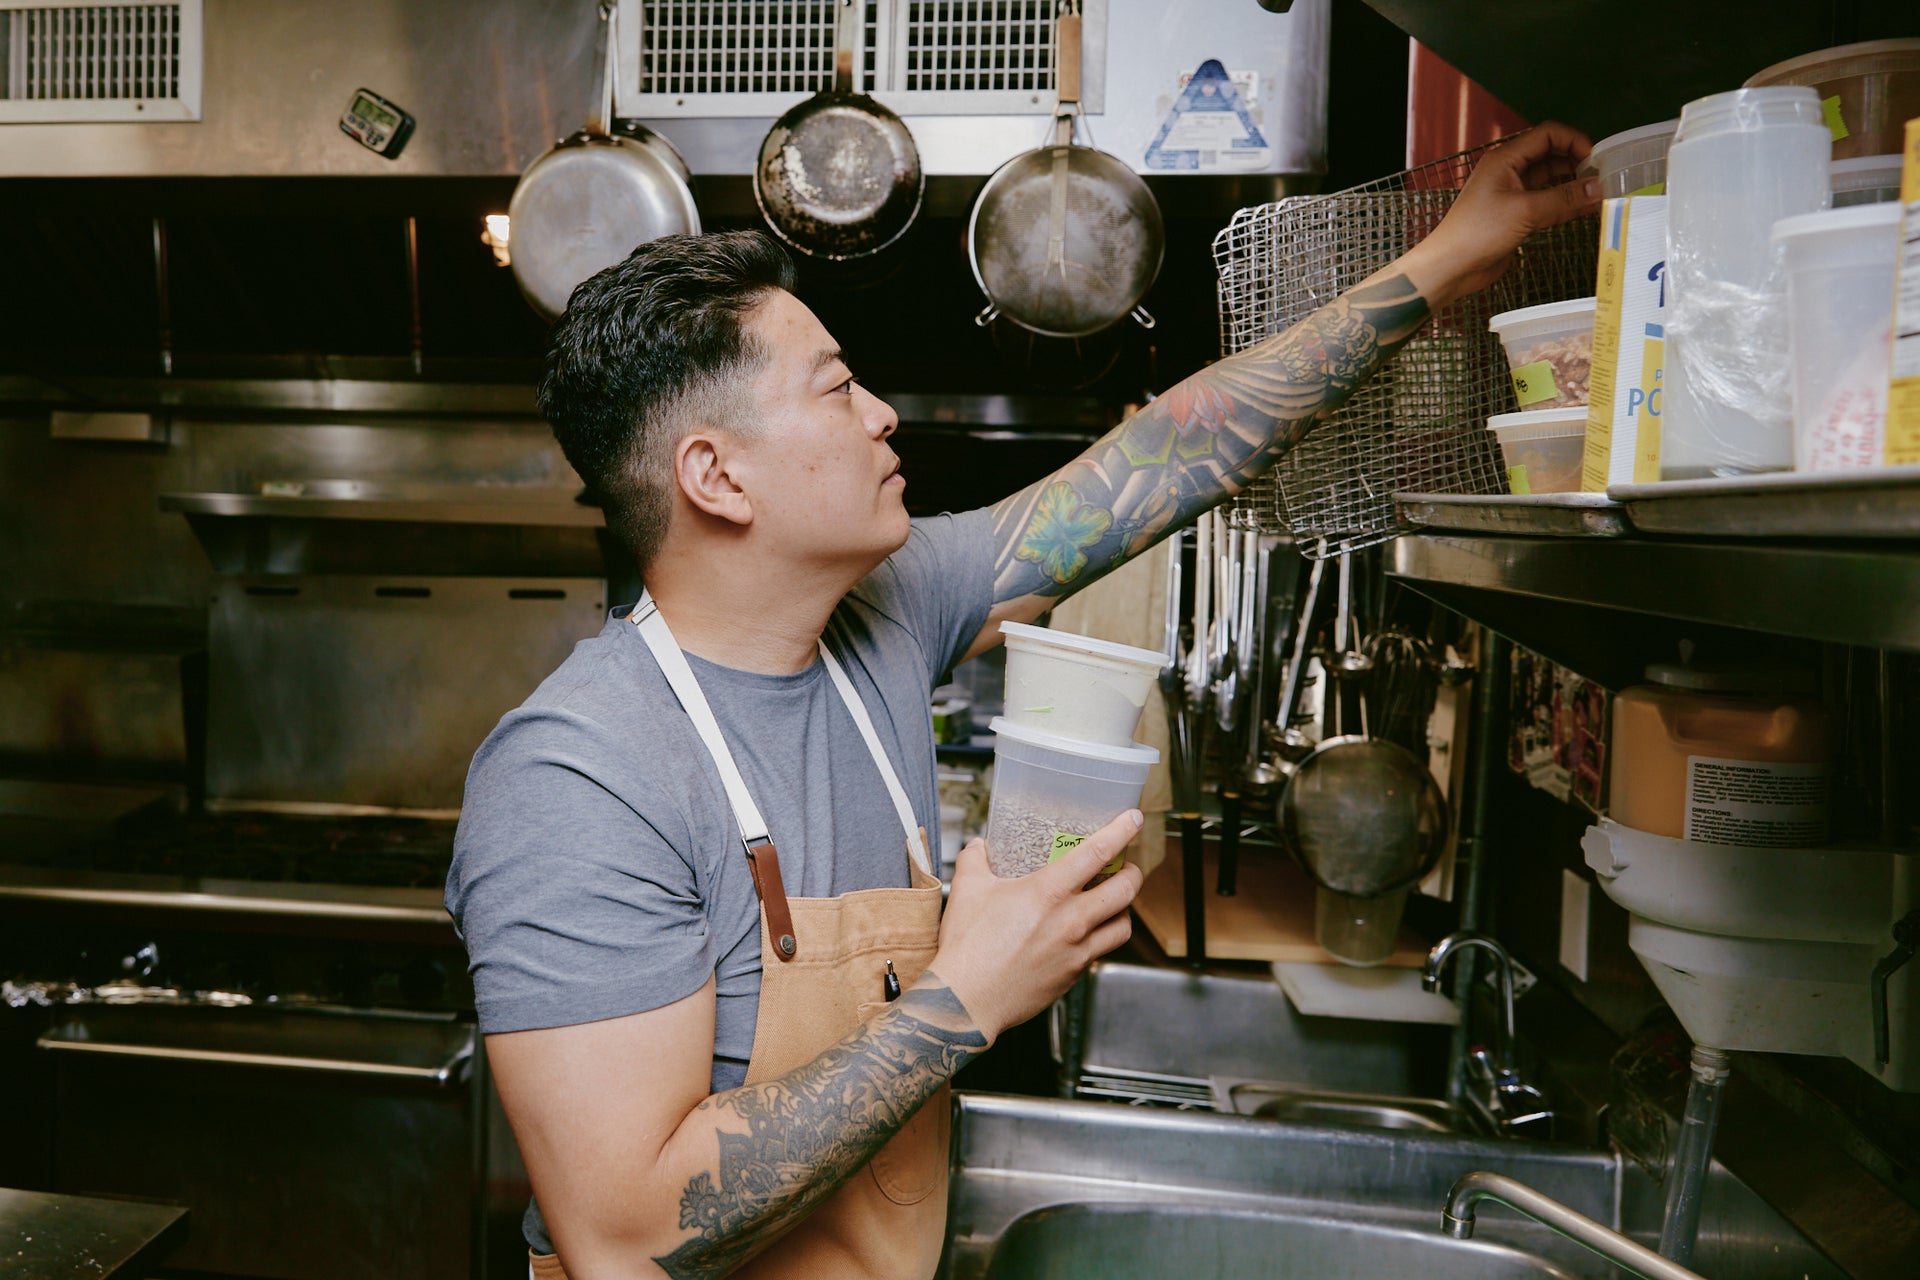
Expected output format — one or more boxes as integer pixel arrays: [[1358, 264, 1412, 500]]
[[1144, 59, 1270, 172]]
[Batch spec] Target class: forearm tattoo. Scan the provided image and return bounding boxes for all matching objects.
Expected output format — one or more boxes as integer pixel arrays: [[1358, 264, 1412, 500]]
[[988, 271, 1432, 602], [652, 977, 987, 1280]]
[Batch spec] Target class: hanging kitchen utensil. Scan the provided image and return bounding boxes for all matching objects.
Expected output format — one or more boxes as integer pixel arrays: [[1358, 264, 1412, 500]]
[[1368, 626, 1440, 756], [507, 2, 701, 321], [1156, 526, 1206, 964], [1277, 547, 1449, 903], [754, 0, 924, 261], [966, 4, 1165, 337], [1321, 551, 1375, 739], [1240, 535, 1299, 803], [1273, 550, 1328, 764], [1215, 516, 1261, 897]]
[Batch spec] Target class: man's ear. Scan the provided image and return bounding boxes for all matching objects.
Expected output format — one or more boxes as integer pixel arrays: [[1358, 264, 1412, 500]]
[[674, 431, 754, 526]]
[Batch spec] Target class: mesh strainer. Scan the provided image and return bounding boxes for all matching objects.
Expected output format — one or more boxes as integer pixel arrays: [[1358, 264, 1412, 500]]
[[1277, 734, 1448, 898]]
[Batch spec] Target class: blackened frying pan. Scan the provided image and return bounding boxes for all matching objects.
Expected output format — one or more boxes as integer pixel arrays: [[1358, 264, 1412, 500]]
[[754, 0, 923, 261]]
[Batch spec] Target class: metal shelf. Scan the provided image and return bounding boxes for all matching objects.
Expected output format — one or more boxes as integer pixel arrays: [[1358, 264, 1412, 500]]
[[1391, 533, 1920, 685], [160, 487, 608, 578]]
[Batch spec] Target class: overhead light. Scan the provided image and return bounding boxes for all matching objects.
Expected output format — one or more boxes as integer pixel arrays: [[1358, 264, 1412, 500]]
[[481, 214, 511, 268]]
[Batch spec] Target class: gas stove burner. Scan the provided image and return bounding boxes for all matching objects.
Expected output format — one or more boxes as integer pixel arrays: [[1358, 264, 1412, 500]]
[[9, 811, 458, 889]]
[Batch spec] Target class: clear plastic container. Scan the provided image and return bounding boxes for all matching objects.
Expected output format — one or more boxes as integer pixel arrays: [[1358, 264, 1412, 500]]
[[1830, 153, 1904, 206], [999, 620, 1165, 747], [1586, 119, 1679, 197], [1746, 38, 1920, 161], [1490, 407, 1588, 494], [1661, 86, 1831, 479], [1773, 202, 1902, 471], [1609, 661, 1830, 846], [984, 716, 1157, 879], [1489, 297, 1597, 410]]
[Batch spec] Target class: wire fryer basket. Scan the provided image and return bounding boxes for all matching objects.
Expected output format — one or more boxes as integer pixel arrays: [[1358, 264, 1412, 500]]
[[1214, 143, 1599, 554]]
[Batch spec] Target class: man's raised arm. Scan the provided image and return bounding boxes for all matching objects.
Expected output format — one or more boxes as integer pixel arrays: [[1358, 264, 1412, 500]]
[[964, 122, 1599, 660]]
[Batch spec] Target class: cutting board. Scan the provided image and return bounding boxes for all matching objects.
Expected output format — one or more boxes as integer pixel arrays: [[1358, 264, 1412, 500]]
[[1272, 961, 1459, 1024], [1133, 838, 1427, 968]]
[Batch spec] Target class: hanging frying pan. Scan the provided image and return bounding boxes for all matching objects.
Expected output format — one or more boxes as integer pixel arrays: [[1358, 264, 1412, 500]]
[[754, 0, 923, 261], [966, 5, 1164, 338], [507, 2, 700, 320]]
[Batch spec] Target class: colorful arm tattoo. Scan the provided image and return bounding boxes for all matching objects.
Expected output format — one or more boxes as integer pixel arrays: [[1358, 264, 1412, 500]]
[[988, 270, 1432, 603], [652, 977, 986, 1280]]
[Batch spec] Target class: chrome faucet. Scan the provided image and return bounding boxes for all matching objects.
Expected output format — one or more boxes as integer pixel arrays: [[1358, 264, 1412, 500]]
[[1443, 1171, 1707, 1280], [1422, 931, 1553, 1139]]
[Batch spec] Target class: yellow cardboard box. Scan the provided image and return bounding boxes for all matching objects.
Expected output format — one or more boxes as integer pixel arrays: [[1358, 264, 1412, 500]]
[[1584, 196, 1668, 490], [1887, 118, 1920, 465]]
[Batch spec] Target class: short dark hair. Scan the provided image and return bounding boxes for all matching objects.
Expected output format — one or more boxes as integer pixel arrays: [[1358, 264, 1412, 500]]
[[537, 230, 798, 572]]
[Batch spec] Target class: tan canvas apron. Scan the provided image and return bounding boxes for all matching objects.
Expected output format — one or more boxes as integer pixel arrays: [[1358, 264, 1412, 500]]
[[530, 593, 949, 1280]]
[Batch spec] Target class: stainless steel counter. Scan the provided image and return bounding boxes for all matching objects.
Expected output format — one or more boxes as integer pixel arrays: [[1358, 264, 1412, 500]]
[[0, 1188, 188, 1279], [0, 864, 454, 938]]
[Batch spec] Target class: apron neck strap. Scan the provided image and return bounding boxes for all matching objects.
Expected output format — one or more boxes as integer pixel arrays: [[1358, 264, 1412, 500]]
[[632, 591, 931, 877], [815, 641, 932, 875]]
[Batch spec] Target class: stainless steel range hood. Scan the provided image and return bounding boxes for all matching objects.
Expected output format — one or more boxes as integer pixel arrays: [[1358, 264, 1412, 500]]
[[161, 482, 610, 813], [0, 0, 1328, 179]]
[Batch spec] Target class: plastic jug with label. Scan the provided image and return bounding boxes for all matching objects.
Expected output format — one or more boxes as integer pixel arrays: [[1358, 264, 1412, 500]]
[[1609, 653, 1829, 847]]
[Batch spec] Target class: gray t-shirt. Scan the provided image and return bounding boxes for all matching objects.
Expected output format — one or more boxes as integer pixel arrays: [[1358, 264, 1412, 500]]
[[445, 510, 993, 1253]]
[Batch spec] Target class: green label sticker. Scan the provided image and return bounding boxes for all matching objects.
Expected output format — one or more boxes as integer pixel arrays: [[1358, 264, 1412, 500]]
[[1822, 94, 1849, 142], [1047, 830, 1124, 874], [1507, 464, 1532, 496], [1510, 359, 1560, 407], [1627, 181, 1665, 196]]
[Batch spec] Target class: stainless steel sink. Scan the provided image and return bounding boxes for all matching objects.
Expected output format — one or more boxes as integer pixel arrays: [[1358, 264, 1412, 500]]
[[939, 1094, 1848, 1280], [1216, 1080, 1469, 1133], [1071, 962, 1451, 1104], [979, 1203, 1580, 1280]]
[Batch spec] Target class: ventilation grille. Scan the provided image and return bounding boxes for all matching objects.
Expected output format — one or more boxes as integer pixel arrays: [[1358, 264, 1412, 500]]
[[636, 0, 875, 97], [901, 0, 1054, 92], [0, 0, 201, 121], [618, 0, 1103, 117]]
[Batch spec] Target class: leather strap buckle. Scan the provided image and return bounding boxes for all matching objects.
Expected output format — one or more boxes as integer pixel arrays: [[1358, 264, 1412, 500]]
[[743, 838, 798, 961]]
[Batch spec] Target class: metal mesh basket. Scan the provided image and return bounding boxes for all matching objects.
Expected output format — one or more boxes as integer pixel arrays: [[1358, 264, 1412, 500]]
[[1214, 143, 1598, 554]]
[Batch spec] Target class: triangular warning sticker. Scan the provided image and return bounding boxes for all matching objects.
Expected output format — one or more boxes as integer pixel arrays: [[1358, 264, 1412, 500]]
[[1144, 59, 1270, 172]]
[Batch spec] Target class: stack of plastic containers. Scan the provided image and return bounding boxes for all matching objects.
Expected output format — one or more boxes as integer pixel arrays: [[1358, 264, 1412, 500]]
[[1830, 154, 1905, 206], [984, 622, 1162, 881], [1487, 297, 1598, 493]]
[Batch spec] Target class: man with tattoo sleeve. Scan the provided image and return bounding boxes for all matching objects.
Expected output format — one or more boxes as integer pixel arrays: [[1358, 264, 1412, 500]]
[[446, 122, 1597, 1280]]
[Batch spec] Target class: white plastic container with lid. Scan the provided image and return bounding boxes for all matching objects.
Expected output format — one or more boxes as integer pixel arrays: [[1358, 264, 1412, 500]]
[[1662, 86, 1832, 479], [1831, 153, 1905, 206], [1608, 656, 1830, 847], [1774, 202, 1902, 471], [1488, 297, 1597, 410], [1489, 406, 1588, 494], [999, 620, 1165, 747], [1585, 119, 1679, 197], [983, 717, 1158, 880]]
